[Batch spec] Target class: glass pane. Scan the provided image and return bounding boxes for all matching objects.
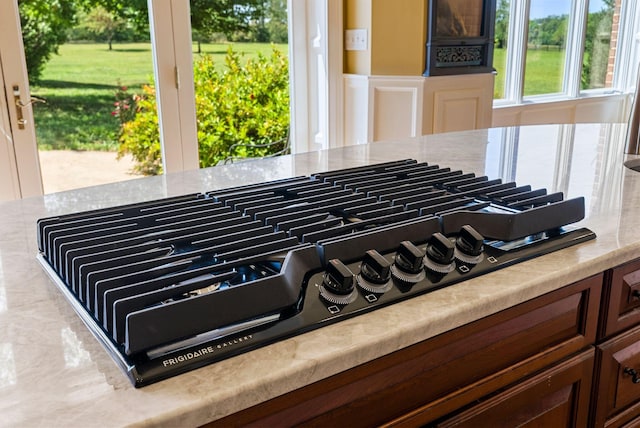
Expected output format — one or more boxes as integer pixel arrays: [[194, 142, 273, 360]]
[[24, 3, 155, 193], [436, 0, 484, 37], [493, 0, 510, 99], [523, 0, 570, 96], [190, 0, 290, 167], [582, 0, 617, 90]]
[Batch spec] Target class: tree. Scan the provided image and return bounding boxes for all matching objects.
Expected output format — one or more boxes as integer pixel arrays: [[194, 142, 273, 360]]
[[582, 1, 615, 89], [95, 0, 266, 42], [90, 0, 148, 33], [265, 0, 288, 43], [528, 15, 566, 48], [190, 0, 265, 41], [494, 0, 509, 49], [19, 0, 281, 84], [19, 0, 81, 83], [82, 5, 128, 50]]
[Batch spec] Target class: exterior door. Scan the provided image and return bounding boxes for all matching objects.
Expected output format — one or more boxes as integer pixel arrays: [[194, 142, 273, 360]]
[[0, 0, 43, 201], [0, 0, 340, 202]]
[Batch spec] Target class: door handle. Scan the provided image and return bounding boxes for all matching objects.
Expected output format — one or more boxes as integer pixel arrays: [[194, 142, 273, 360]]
[[624, 367, 640, 384], [12, 85, 45, 130]]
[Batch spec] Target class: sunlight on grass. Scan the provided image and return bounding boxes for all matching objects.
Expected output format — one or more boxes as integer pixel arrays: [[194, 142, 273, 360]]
[[493, 47, 564, 99]]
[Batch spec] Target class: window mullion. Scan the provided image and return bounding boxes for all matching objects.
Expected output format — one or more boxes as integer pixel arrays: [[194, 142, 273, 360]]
[[613, 0, 640, 92], [564, 0, 588, 97], [503, 0, 530, 103], [148, 0, 199, 173]]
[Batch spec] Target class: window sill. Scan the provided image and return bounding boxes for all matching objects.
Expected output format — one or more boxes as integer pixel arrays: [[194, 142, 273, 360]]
[[493, 90, 627, 109]]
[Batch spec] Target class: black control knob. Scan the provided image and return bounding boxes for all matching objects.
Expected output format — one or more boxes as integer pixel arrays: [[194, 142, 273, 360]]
[[323, 259, 355, 294], [390, 241, 426, 283], [320, 259, 358, 305], [454, 225, 484, 264], [424, 233, 455, 274], [357, 250, 393, 293]]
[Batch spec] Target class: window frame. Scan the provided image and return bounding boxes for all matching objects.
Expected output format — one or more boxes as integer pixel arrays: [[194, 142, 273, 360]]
[[149, 0, 344, 169], [494, 0, 640, 108]]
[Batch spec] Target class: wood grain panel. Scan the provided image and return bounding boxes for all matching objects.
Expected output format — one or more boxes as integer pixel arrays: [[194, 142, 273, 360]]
[[208, 274, 602, 427], [599, 259, 640, 339]]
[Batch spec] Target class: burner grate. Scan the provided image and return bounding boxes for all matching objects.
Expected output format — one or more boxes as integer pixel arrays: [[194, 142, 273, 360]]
[[37, 159, 595, 386]]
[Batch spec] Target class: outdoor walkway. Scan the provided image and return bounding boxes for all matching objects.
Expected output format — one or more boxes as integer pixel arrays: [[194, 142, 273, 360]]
[[38, 150, 142, 194]]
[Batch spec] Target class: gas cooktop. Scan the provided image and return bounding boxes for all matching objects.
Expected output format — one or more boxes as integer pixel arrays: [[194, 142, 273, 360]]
[[36, 159, 595, 387]]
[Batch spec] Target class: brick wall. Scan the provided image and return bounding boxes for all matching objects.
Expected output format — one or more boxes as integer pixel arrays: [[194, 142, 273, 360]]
[[605, 0, 622, 87]]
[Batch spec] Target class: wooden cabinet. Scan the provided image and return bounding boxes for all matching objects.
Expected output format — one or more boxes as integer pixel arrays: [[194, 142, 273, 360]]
[[208, 259, 640, 427], [209, 274, 602, 427], [432, 350, 594, 428], [599, 258, 640, 339], [592, 326, 640, 427], [592, 259, 640, 427]]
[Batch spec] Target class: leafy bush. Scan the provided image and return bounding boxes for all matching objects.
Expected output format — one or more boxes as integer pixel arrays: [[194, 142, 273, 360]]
[[117, 46, 289, 175], [20, 0, 78, 83], [116, 84, 161, 175]]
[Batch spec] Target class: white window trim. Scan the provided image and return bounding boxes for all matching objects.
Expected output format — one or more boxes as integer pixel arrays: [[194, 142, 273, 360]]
[[149, 0, 343, 167], [501, 0, 530, 103], [0, 0, 43, 198], [148, 0, 199, 173], [564, 0, 588, 98], [613, 0, 640, 92], [288, 0, 343, 153], [497, 0, 640, 108]]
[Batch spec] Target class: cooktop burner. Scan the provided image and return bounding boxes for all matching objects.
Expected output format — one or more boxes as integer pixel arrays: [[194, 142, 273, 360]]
[[36, 159, 595, 387]]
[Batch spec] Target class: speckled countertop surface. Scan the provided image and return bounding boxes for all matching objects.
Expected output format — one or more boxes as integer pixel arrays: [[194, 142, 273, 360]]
[[2, 124, 640, 427]]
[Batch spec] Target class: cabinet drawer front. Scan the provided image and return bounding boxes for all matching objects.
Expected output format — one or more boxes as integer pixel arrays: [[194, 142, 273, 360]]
[[601, 259, 640, 338], [434, 349, 594, 428]]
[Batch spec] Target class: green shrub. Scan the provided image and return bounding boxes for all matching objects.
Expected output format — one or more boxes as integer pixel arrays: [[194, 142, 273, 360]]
[[116, 46, 289, 175], [117, 84, 162, 175]]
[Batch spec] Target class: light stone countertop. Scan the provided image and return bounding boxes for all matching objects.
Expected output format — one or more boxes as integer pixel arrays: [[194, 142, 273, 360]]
[[2, 123, 640, 427]]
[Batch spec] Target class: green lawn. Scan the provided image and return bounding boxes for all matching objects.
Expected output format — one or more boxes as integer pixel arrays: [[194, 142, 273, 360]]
[[32, 42, 287, 151], [34, 43, 563, 151], [493, 47, 564, 99]]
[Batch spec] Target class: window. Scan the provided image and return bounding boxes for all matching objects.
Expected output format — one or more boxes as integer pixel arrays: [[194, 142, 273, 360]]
[[494, 0, 639, 104], [523, 0, 571, 96]]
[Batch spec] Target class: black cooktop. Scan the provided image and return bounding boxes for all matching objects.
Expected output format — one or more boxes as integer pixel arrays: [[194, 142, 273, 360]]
[[36, 159, 595, 387]]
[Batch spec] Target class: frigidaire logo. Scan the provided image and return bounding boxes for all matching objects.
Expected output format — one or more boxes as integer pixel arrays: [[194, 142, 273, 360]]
[[162, 335, 253, 367]]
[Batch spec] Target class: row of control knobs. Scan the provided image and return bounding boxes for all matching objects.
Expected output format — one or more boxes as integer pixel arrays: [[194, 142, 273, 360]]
[[319, 225, 485, 305]]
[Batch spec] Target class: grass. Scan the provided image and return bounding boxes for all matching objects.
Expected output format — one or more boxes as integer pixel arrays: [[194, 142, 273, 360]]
[[32, 42, 287, 151], [34, 43, 564, 151], [493, 47, 564, 99]]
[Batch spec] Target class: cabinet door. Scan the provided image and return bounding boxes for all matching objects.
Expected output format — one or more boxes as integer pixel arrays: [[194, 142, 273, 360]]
[[0, 0, 43, 200], [592, 324, 640, 427], [426, 74, 494, 134], [434, 349, 594, 428]]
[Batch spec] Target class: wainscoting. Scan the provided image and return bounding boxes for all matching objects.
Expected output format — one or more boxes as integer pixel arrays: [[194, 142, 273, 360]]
[[344, 73, 494, 144]]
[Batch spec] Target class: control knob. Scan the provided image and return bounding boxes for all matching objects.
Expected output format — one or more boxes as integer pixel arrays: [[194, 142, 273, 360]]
[[423, 233, 456, 274], [454, 225, 484, 265], [357, 249, 393, 293], [319, 259, 358, 305], [390, 241, 426, 284]]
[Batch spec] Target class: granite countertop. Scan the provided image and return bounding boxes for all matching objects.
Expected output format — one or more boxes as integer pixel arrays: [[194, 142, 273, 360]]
[[1, 123, 640, 427]]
